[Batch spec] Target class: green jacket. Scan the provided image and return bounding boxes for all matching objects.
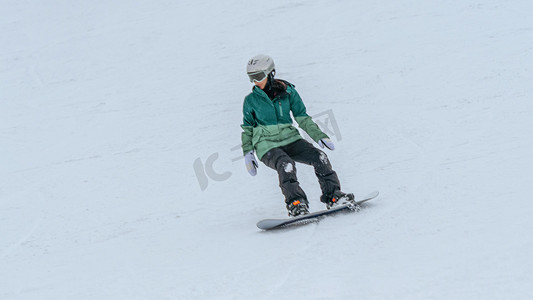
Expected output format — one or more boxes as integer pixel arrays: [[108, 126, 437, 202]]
[[241, 81, 329, 160]]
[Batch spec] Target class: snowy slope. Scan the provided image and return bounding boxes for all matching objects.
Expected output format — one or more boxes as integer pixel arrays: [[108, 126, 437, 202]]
[[2, 0, 533, 299]]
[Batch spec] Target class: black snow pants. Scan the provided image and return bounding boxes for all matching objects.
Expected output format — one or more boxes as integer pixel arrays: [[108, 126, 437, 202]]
[[260, 139, 341, 207]]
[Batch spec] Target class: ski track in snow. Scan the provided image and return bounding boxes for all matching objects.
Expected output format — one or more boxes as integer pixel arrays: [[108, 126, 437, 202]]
[[0, 216, 43, 261], [2, 0, 533, 299]]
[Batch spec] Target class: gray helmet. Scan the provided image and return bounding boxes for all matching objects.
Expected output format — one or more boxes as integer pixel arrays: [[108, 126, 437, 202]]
[[246, 54, 275, 83]]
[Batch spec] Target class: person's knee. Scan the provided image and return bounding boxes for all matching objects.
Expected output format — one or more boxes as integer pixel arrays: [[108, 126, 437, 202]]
[[277, 157, 296, 174], [310, 149, 329, 166]]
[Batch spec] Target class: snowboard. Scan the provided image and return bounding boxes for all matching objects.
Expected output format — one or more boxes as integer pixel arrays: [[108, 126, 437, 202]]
[[257, 191, 379, 230]]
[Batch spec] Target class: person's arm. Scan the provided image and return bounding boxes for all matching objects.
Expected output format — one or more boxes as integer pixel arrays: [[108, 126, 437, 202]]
[[241, 98, 259, 175], [241, 98, 255, 155], [290, 89, 329, 142]]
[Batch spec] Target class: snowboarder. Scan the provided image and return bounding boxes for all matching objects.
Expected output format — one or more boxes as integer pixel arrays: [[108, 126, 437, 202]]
[[241, 54, 354, 217]]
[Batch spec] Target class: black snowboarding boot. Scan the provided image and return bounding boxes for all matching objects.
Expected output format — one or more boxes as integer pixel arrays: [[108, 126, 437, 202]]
[[321, 190, 355, 210], [287, 199, 310, 217]]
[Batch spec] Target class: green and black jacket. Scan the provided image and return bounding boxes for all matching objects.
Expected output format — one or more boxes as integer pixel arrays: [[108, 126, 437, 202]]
[[241, 80, 329, 160]]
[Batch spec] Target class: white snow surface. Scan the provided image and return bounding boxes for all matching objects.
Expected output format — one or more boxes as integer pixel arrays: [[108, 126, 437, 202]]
[[2, 1, 533, 299]]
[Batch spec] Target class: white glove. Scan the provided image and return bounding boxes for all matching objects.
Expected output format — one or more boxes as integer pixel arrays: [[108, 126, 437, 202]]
[[318, 138, 335, 150], [244, 151, 258, 176]]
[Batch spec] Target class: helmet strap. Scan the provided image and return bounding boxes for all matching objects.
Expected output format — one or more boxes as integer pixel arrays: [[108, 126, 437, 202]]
[[270, 69, 276, 79]]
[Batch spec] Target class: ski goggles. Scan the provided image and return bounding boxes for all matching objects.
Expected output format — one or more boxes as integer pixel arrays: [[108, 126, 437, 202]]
[[247, 71, 268, 83]]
